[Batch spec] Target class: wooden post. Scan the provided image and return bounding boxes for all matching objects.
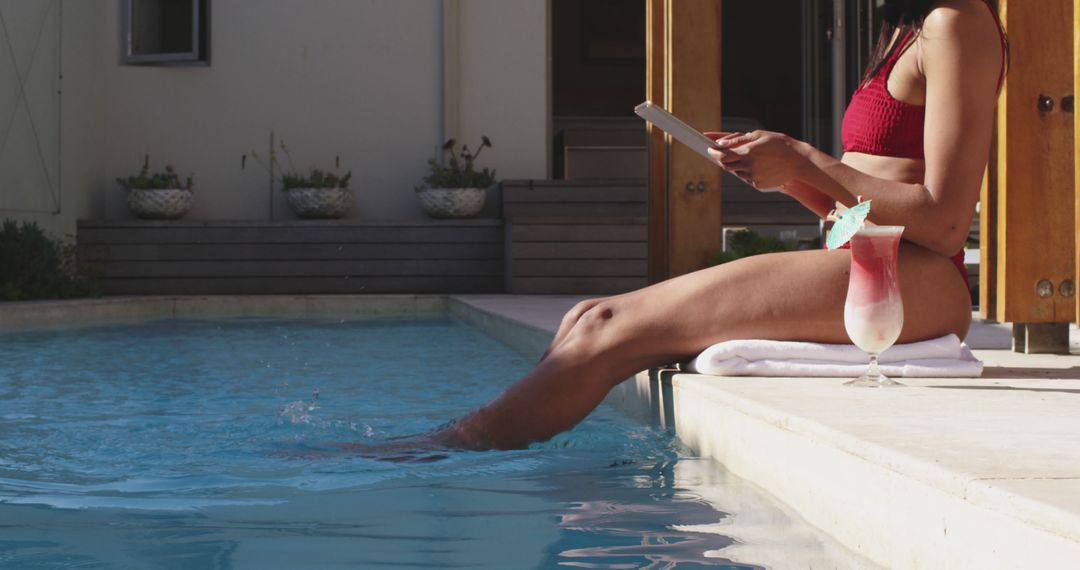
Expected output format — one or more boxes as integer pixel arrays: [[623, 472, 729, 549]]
[[646, 0, 724, 281], [996, 0, 1076, 351], [979, 131, 998, 321], [646, 0, 668, 283], [1075, 0, 1080, 325]]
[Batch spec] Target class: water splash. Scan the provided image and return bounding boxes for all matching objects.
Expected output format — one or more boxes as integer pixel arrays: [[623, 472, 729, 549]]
[[279, 387, 321, 425]]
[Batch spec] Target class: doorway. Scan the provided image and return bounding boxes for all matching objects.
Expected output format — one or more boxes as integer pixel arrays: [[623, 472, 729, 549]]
[[549, 0, 878, 177]]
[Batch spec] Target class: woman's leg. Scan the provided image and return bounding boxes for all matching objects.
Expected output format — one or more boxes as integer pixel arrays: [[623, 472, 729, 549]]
[[538, 297, 605, 361], [433, 244, 971, 450]]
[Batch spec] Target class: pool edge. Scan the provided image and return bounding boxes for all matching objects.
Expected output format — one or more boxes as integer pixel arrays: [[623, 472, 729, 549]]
[[5, 295, 1079, 568], [0, 295, 449, 330]]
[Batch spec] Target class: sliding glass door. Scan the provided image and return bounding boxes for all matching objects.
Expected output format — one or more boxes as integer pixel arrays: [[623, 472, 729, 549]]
[[802, 0, 882, 156]]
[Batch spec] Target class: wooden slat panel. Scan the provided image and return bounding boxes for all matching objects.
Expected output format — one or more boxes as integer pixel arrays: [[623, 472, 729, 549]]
[[720, 177, 799, 201], [99, 259, 502, 279], [503, 203, 646, 218], [79, 220, 507, 296], [79, 225, 503, 245], [82, 242, 503, 262], [512, 259, 647, 277], [509, 217, 648, 225], [510, 277, 649, 295], [980, 125, 999, 320], [512, 242, 647, 259], [647, 0, 668, 284], [78, 219, 503, 229], [501, 178, 647, 189], [511, 223, 647, 242], [996, 0, 1076, 323], [502, 186, 646, 203], [100, 276, 502, 296], [1076, 0, 1080, 324], [722, 203, 817, 225], [666, 0, 724, 276]]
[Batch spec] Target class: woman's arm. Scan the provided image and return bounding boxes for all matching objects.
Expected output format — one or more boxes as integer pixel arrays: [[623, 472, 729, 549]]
[[713, 0, 1002, 256], [705, 132, 834, 219], [778, 180, 835, 219]]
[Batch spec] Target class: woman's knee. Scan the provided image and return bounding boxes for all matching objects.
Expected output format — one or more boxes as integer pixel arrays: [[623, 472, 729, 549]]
[[561, 297, 606, 329], [562, 301, 625, 355]]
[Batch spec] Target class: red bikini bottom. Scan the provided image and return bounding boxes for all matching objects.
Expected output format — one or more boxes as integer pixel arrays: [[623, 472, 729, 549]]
[[834, 242, 970, 291]]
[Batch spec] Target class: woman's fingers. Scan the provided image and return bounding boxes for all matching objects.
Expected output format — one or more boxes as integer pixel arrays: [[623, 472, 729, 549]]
[[714, 131, 760, 149], [702, 131, 731, 141]]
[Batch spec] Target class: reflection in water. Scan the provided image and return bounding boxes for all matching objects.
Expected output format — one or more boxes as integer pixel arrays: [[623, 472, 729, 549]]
[[538, 459, 760, 569], [536, 456, 878, 569], [0, 317, 875, 569]]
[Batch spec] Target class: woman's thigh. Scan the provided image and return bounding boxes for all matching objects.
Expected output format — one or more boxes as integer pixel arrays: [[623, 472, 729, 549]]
[[601, 244, 972, 364]]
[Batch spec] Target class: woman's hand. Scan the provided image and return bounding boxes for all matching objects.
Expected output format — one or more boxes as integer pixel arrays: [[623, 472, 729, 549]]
[[704, 131, 811, 190]]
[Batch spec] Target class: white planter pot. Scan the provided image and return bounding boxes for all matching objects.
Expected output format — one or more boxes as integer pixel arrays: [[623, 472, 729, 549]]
[[286, 187, 353, 219], [127, 188, 193, 220], [416, 187, 486, 219]]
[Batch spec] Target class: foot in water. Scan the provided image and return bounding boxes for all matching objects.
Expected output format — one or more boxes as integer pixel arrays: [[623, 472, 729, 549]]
[[331, 437, 452, 463], [328, 418, 482, 462]]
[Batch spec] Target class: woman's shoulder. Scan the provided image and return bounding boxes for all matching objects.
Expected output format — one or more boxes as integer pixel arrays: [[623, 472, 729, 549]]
[[920, 0, 1003, 82], [922, 0, 1001, 44]]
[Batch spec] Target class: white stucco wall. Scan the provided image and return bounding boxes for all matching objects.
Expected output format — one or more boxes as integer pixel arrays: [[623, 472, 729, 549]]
[[0, 0, 550, 233], [454, 0, 550, 181], [98, 0, 445, 222], [0, 1, 106, 237]]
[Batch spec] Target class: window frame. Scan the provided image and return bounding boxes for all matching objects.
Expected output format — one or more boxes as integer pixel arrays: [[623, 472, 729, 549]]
[[121, 0, 210, 66]]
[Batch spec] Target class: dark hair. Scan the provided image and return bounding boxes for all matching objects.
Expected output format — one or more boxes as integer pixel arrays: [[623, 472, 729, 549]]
[[862, 0, 1006, 84]]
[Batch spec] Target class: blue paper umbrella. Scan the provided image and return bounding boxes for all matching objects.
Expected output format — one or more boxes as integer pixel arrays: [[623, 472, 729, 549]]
[[826, 200, 873, 250]]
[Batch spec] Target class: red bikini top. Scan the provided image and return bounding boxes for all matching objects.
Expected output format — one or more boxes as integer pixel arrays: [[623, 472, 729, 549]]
[[841, 1, 1007, 159]]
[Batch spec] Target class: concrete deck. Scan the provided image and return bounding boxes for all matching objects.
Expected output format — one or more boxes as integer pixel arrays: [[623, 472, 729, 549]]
[[450, 295, 1080, 569], [3, 294, 1078, 567]]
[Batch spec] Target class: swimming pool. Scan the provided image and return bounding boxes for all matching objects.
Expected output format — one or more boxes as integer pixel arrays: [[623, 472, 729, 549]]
[[0, 315, 871, 568]]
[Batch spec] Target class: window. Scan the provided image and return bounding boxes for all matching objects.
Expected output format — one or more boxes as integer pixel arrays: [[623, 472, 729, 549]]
[[122, 0, 210, 65]]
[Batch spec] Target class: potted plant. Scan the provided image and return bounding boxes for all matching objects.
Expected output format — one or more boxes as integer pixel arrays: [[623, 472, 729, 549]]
[[256, 140, 354, 219], [415, 136, 496, 218], [282, 168, 353, 219], [116, 156, 193, 220]]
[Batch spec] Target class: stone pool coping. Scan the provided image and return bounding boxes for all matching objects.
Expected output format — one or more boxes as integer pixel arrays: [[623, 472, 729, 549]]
[[3, 294, 1079, 568], [451, 295, 1080, 569], [0, 295, 449, 330]]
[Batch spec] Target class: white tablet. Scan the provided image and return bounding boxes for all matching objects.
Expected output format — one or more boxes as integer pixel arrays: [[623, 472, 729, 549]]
[[634, 101, 723, 161], [634, 101, 780, 192]]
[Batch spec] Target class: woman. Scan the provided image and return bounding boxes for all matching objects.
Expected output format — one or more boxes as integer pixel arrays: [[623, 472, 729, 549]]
[[431, 0, 1006, 450]]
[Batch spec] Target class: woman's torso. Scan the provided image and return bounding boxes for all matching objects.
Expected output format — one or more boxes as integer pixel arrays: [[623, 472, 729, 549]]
[[839, 0, 1005, 189], [840, 27, 927, 185]]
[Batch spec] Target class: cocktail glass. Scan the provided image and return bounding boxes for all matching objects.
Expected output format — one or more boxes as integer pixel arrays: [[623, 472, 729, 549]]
[[843, 226, 905, 387]]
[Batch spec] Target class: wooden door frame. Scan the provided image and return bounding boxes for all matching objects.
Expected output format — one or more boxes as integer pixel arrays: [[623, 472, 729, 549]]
[[646, 0, 724, 281]]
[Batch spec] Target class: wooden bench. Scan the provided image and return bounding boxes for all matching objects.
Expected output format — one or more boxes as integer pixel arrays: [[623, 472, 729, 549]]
[[719, 173, 819, 227], [501, 178, 647, 218], [501, 177, 818, 294], [505, 217, 649, 294], [502, 180, 647, 294], [78, 219, 504, 295]]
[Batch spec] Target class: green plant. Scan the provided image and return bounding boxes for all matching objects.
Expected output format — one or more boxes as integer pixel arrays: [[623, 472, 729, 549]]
[[252, 139, 352, 191], [0, 220, 98, 301], [282, 168, 352, 190], [417, 137, 497, 190], [708, 230, 796, 266], [116, 155, 193, 191]]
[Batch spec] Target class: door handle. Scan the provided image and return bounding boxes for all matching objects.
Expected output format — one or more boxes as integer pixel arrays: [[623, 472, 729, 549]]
[[1037, 94, 1074, 113]]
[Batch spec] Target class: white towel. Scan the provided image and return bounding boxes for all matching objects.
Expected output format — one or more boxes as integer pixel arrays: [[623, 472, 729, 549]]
[[684, 334, 983, 378]]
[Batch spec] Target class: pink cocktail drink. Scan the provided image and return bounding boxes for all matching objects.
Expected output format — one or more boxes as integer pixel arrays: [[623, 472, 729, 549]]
[[843, 226, 905, 387]]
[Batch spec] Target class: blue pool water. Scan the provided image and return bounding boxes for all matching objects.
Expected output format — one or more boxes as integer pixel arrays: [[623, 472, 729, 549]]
[[0, 316, 857, 569]]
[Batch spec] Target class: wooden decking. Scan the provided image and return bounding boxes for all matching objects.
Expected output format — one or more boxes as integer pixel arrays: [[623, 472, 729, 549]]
[[502, 179, 648, 294], [80, 178, 818, 296], [79, 220, 504, 295], [507, 217, 649, 294]]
